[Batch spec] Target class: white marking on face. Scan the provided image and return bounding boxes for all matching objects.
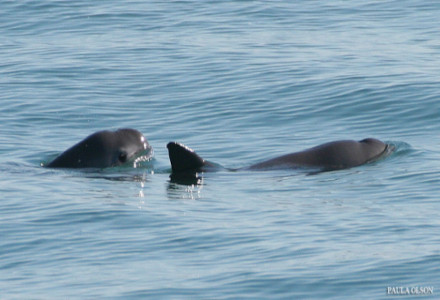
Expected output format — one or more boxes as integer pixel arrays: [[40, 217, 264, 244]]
[[140, 136, 148, 149]]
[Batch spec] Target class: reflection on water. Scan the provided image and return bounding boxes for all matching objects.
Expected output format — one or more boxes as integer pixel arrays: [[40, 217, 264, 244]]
[[85, 172, 150, 183], [167, 173, 204, 200], [84, 171, 151, 207]]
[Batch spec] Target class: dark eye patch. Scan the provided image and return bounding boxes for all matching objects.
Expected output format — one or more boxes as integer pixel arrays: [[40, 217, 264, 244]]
[[118, 151, 128, 163]]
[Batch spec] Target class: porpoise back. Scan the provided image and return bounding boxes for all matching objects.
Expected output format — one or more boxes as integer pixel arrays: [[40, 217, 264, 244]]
[[167, 138, 388, 173]]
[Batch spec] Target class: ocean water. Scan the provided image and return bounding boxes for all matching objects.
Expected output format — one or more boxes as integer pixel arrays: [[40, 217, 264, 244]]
[[1, 1, 440, 299]]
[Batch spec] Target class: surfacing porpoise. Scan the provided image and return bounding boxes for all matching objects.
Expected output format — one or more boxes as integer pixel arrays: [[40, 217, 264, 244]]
[[47, 129, 151, 169], [167, 138, 389, 173]]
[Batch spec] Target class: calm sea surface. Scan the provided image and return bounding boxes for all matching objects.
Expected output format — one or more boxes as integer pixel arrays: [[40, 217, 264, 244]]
[[1, 1, 440, 299]]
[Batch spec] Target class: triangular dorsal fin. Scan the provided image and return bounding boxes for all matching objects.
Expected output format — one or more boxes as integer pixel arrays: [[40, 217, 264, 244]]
[[167, 142, 207, 173]]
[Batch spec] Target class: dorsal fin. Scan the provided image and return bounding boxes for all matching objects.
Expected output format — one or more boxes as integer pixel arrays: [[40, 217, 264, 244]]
[[167, 142, 207, 173]]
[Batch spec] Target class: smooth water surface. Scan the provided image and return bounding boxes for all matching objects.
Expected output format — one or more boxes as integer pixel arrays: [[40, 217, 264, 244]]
[[1, 1, 440, 299]]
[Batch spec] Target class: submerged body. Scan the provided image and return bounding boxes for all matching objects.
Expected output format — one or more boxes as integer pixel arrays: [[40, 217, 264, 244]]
[[247, 138, 387, 171], [47, 129, 151, 168], [167, 138, 388, 173]]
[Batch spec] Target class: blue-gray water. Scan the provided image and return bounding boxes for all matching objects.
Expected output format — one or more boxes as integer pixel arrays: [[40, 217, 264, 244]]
[[1, 1, 440, 299]]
